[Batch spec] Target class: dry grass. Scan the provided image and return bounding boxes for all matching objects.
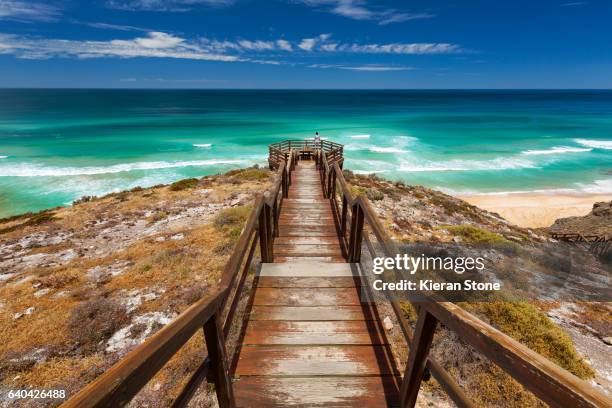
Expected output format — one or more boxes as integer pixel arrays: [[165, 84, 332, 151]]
[[0, 168, 273, 401]]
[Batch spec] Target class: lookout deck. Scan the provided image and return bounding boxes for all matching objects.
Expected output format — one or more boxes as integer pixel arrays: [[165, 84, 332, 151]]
[[232, 160, 401, 406]]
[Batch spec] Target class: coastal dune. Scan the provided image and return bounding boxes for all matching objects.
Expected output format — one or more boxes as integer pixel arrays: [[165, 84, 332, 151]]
[[459, 193, 612, 228]]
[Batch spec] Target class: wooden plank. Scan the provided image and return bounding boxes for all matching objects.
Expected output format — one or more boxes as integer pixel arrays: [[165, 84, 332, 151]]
[[250, 306, 373, 321], [234, 345, 396, 376], [274, 236, 339, 246], [274, 256, 347, 263], [253, 288, 362, 306], [279, 215, 334, 222], [257, 276, 359, 288], [259, 262, 354, 277], [279, 225, 339, 237], [233, 376, 400, 407], [243, 321, 387, 345], [273, 243, 342, 256]]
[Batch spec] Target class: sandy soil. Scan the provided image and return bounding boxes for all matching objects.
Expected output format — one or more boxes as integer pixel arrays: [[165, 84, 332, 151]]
[[458, 193, 612, 228]]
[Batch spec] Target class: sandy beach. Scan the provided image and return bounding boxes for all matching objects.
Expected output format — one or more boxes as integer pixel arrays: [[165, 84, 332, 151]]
[[458, 193, 612, 228]]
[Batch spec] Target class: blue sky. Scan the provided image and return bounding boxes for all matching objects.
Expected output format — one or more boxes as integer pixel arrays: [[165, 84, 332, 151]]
[[0, 0, 610, 88]]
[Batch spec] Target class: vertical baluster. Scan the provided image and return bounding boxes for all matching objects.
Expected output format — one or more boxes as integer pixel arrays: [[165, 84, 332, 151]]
[[258, 203, 270, 262], [265, 203, 274, 261], [203, 314, 235, 408], [340, 195, 348, 238], [400, 308, 438, 407], [348, 201, 365, 262]]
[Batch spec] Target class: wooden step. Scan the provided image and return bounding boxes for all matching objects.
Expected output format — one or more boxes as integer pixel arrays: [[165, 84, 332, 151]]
[[279, 225, 338, 237], [233, 376, 400, 407], [274, 236, 339, 246], [274, 256, 346, 263], [242, 320, 388, 346], [259, 262, 356, 277], [257, 276, 359, 288], [250, 306, 373, 321], [253, 288, 363, 306], [234, 345, 397, 376]]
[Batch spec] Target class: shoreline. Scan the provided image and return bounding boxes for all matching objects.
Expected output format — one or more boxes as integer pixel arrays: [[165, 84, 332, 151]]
[[458, 192, 612, 228]]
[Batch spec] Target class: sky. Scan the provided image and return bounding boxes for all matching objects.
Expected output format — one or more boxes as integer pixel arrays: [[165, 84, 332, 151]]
[[0, 0, 611, 89]]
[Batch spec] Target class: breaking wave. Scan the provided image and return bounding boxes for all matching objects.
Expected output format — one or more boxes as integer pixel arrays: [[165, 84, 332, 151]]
[[369, 146, 410, 154], [0, 159, 246, 177], [399, 157, 537, 172], [193, 143, 212, 148], [522, 146, 592, 155], [350, 134, 370, 139], [574, 138, 612, 150]]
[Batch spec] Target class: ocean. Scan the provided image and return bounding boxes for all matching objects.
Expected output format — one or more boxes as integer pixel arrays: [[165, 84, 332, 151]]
[[0, 89, 611, 218]]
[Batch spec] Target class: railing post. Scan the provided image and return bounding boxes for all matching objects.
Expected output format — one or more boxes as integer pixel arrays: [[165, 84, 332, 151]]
[[329, 166, 337, 199], [265, 203, 274, 261], [258, 204, 271, 262], [340, 195, 348, 238], [348, 201, 364, 263], [400, 308, 438, 408], [282, 165, 288, 198], [203, 314, 235, 408]]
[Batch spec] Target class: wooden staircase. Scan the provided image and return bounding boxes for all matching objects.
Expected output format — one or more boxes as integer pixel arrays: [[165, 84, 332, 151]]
[[63, 140, 612, 408], [231, 160, 401, 406]]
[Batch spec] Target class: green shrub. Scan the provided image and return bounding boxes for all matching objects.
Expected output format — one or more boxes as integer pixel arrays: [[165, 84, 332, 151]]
[[444, 225, 510, 245], [468, 301, 595, 379], [170, 178, 199, 191], [0, 211, 58, 234], [232, 168, 269, 181], [213, 206, 251, 239], [68, 298, 129, 353], [366, 188, 384, 201]]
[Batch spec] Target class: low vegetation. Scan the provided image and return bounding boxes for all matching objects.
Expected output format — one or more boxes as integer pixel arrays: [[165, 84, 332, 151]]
[[169, 178, 199, 191], [0, 167, 272, 405], [345, 171, 602, 407], [442, 224, 511, 245]]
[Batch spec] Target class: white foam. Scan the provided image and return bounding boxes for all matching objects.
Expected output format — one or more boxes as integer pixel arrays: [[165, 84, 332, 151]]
[[369, 146, 409, 154], [578, 178, 612, 194], [353, 170, 390, 175], [193, 143, 212, 148], [0, 155, 7, 159], [574, 138, 612, 150], [441, 178, 612, 196], [522, 146, 592, 155], [350, 135, 370, 139], [0, 159, 245, 177], [399, 157, 537, 172]]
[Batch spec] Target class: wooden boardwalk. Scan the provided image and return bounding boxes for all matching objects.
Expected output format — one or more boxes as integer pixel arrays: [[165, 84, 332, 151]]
[[232, 160, 401, 407], [63, 140, 612, 408]]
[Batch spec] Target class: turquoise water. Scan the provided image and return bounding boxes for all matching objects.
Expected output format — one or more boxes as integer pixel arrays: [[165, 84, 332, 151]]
[[0, 89, 611, 217]]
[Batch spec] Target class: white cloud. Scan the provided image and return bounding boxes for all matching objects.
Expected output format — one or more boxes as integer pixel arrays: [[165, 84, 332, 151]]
[[0, 0, 60, 22], [83, 22, 150, 32], [294, 0, 434, 25], [310, 63, 413, 71], [106, 0, 235, 11], [237, 40, 275, 51], [276, 39, 293, 51], [340, 43, 462, 54], [378, 12, 436, 26], [0, 32, 239, 61], [298, 38, 317, 51], [298, 33, 331, 51], [0, 31, 464, 67]]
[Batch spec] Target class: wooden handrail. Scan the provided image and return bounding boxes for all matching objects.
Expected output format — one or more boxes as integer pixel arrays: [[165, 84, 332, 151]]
[[63, 148, 297, 408], [317, 150, 612, 408]]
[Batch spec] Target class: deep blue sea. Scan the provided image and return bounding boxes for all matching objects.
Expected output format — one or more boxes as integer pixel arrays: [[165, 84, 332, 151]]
[[0, 89, 611, 217]]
